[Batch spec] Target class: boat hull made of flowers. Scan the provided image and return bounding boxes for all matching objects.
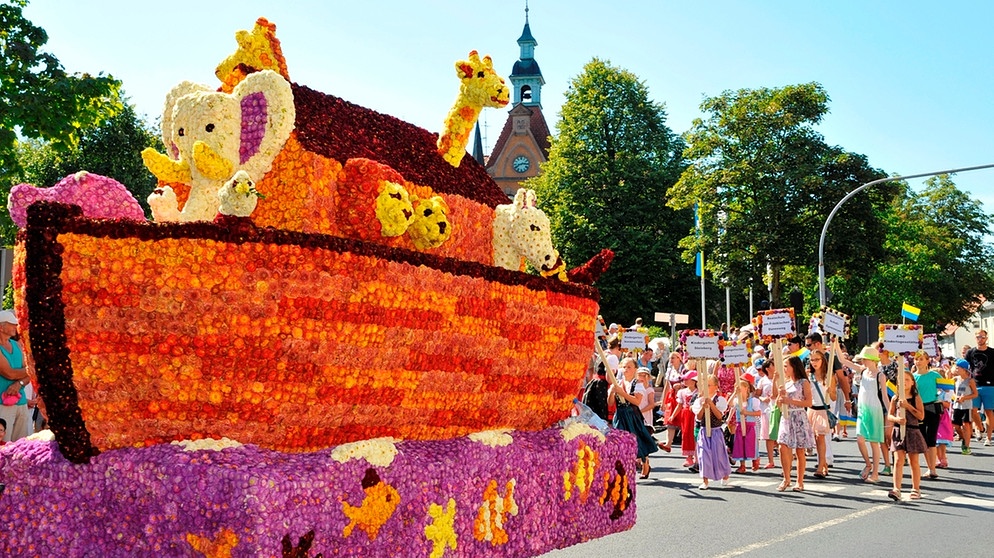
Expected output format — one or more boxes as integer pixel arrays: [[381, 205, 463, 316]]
[[14, 202, 599, 464]]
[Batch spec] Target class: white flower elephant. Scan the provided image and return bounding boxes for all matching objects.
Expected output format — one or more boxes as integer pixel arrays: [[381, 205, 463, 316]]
[[142, 69, 295, 222]]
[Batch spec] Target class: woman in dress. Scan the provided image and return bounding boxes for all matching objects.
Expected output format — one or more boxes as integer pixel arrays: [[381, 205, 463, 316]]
[[807, 350, 835, 479], [837, 345, 890, 483], [609, 357, 659, 478], [887, 368, 927, 501], [775, 355, 815, 492]]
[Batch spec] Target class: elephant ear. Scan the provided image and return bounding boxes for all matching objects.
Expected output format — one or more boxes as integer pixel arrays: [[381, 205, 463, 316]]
[[161, 81, 212, 160], [232, 70, 295, 181]]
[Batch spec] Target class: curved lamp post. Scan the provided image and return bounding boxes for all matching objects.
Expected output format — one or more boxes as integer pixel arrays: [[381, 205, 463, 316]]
[[819, 163, 994, 307]]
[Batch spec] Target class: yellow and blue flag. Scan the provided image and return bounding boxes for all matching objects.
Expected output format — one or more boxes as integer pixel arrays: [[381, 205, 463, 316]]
[[839, 414, 857, 427], [936, 377, 955, 392], [901, 303, 920, 322]]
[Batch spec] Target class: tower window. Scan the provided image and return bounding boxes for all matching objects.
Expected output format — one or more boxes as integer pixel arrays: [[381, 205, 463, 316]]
[[520, 85, 532, 102]]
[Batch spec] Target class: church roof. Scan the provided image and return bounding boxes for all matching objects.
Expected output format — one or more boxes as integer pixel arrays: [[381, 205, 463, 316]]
[[517, 22, 536, 44], [486, 104, 552, 169], [511, 58, 543, 78]]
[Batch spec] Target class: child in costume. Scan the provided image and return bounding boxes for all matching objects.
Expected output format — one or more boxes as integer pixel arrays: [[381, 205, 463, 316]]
[[670, 371, 699, 470], [693, 375, 733, 489], [732, 377, 761, 473]]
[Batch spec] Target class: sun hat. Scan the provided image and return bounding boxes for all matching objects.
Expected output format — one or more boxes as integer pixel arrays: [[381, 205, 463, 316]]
[[682, 371, 698, 382], [0, 310, 17, 326], [742, 372, 756, 384], [853, 346, 879, 362], [636, 367, 651, 376]]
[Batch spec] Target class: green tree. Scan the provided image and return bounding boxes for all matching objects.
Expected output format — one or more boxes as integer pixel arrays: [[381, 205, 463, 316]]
[[0, 100, 161, 245], [829, 175, 994, 330], [0, 0, 122, 178], [668, 83, 899, 310], [529, 58, 694, 323]]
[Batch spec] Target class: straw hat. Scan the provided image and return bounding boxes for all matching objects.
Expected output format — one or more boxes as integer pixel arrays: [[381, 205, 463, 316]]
[[853, 345, 879, 362]]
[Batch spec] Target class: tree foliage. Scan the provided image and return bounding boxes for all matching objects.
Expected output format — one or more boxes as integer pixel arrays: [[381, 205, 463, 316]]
[[668, 83, 900, 309], [0, 100, 162, 245], [0, 0, 122, 178], [529, 58, 694, 323], [828, 175, 994, 330]]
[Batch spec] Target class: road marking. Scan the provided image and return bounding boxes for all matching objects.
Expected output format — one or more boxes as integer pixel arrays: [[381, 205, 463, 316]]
[[943, 496, 994, 508], [711, 504, 890, 558]]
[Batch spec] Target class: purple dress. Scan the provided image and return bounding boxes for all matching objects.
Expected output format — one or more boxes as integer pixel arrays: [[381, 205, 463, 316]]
[[693, 395, 733, 481]]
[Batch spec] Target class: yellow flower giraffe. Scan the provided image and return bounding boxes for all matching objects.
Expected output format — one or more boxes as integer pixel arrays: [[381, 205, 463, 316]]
[[437, 51, 510, 167]]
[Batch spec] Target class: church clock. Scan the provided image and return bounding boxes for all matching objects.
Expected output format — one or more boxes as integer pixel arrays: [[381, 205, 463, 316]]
[[512, 155, 530, 173]]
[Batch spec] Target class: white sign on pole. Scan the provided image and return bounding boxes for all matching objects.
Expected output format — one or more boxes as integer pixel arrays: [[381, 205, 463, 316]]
[[682, 330, 720, 359], [879, 324, 923, 355], [818, 306, 850, 339], [756, 308, 796, 339], [922, 333, 940, 357], [620, 330, 647, 350], [654, 312, 690, 325], [721, 341, 751, 365]]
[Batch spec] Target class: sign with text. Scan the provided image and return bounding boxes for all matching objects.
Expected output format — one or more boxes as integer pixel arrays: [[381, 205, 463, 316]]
[[620, 330, 648, 350], [755, 308, 796, 341], [879, 324, 923, 355], [681, 330, 720, 359], [923, 333, 940, 357], [721, 340, 751, 365], [819, 306, 850, 339]]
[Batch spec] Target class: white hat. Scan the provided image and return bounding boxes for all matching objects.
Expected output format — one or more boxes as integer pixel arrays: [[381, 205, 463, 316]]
[[0, 310, 17, 326]]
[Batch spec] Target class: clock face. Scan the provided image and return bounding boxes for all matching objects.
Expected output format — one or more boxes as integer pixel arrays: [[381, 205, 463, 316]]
[[512, 155, 530, 173]]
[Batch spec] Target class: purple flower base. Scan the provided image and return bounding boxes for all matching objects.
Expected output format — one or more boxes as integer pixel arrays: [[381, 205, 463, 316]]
[[0, 428, 636, 557]]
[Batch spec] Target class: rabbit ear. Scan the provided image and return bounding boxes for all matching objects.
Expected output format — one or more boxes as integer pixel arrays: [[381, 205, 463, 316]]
[[232, 70, 295, 179]]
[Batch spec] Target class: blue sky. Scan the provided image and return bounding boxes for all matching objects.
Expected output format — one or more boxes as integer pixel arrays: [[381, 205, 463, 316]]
[[23, 0, 994, 215]]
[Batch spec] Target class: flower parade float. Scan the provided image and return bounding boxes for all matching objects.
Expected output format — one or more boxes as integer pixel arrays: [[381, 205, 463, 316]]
[[0, 17, 633, 557]]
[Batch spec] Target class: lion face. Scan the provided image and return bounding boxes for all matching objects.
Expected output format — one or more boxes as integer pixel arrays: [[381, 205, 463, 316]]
[[374, 180, 415, 237], [408, 196, 452, 250]]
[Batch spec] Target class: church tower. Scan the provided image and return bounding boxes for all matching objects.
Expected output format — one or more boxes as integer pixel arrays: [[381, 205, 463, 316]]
[[486, 3, 551, 198]]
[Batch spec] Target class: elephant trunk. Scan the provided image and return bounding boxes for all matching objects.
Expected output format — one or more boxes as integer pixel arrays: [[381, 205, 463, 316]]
[[193, 141, 235, 181]]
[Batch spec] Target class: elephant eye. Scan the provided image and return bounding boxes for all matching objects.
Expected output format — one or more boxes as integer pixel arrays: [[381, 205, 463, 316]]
[[177, 128, 185, 137], [530, 224, 540, 231], [205, 123, 215, 133], [423, 209, 433, 217], [389, 193, 402, 200], [476, 71, 485, 78]]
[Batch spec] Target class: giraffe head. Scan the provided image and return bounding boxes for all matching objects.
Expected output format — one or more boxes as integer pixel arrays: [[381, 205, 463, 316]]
[[455, 51, 510, 109]]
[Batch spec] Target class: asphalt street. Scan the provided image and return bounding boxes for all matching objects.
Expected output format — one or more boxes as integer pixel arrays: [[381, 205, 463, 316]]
[[541, 431, 994, 558]]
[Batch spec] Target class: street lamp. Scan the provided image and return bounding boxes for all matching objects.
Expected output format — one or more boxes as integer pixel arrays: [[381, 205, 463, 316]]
[[818, 164, 994, 307]]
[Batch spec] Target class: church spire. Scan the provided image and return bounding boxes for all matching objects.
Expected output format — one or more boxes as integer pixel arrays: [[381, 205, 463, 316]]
[[510, 1, 544, 107]]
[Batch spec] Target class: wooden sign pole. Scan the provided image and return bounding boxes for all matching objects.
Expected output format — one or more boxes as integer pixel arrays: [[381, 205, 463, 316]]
[[698, 357, 711, 437], [772, 339, 787, 416], [734, 364, 744, 435]]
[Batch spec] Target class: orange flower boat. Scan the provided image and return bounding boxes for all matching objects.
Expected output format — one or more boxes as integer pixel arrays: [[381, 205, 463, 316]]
[[11, 19, 608, 464]]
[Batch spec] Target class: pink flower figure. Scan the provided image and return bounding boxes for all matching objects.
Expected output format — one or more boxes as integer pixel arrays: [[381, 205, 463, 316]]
[[8, 171, 146, 228]]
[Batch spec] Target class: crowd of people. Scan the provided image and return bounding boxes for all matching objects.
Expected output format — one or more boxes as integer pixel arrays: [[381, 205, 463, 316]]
[[1, 310, 48, 445], [583, 318, 994, 501]]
